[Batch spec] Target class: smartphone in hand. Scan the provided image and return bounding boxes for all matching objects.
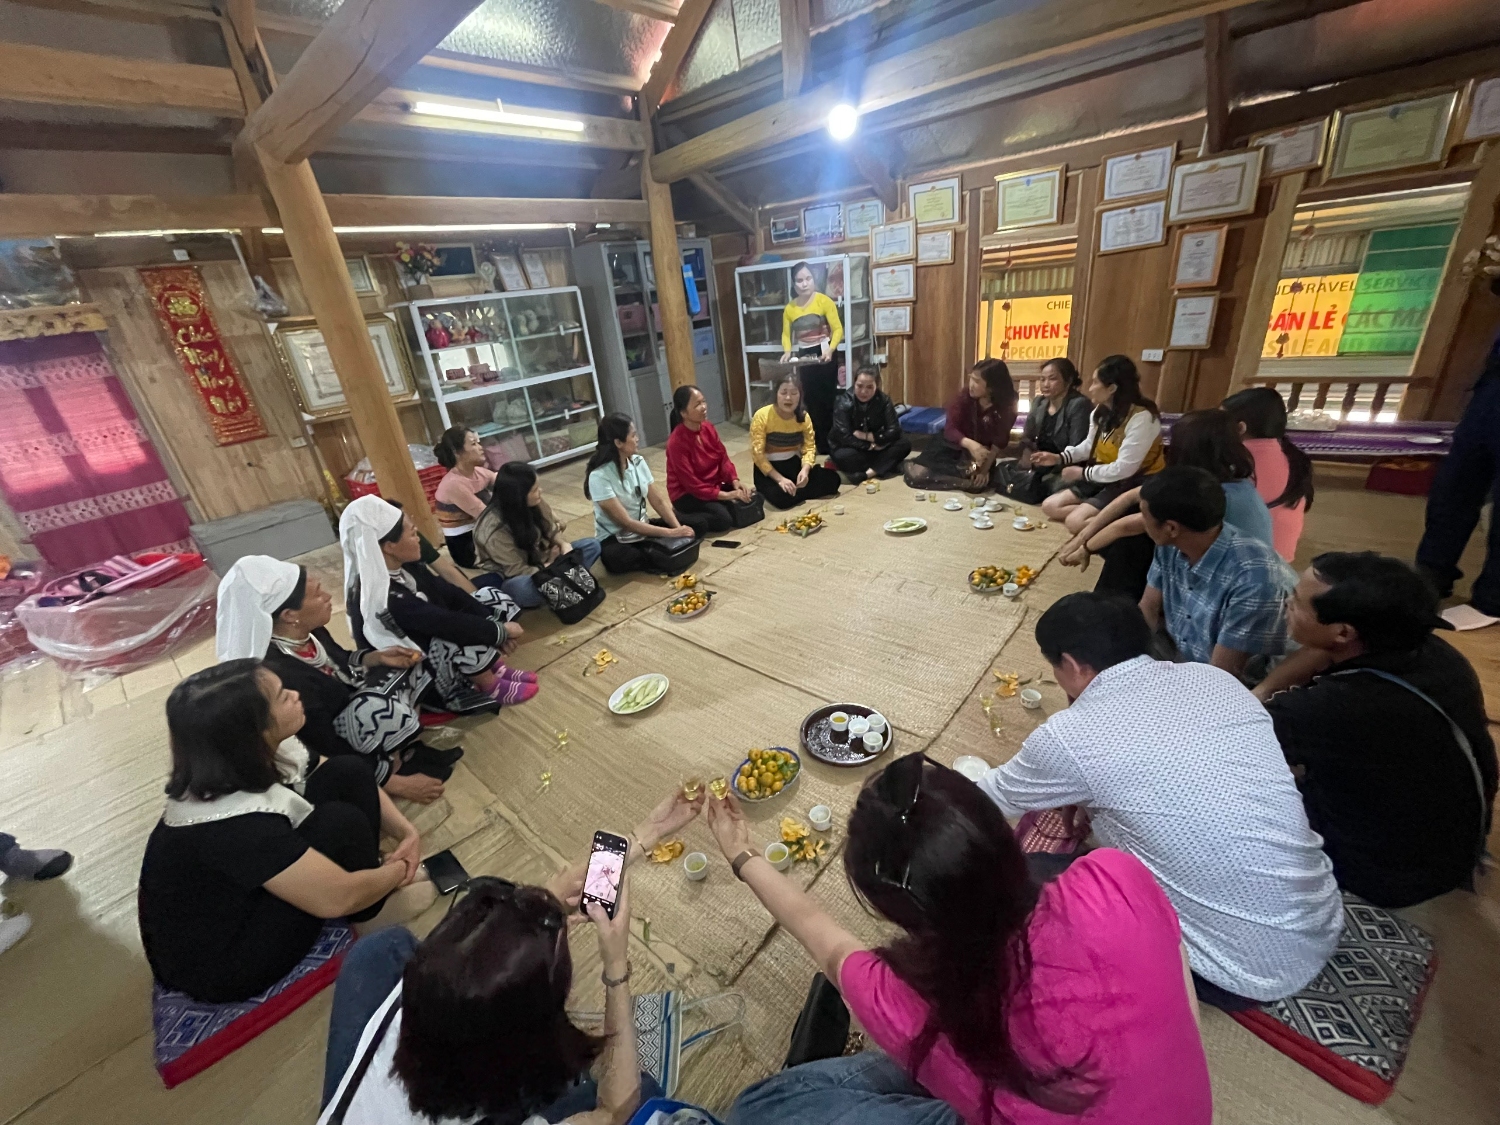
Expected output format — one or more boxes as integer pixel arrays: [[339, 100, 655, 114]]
[[580, 830, 630, 919]]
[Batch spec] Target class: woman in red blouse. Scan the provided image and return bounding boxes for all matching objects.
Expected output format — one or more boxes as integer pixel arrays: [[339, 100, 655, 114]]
[[904, 359, 1019, 492], [665, 385, 755, 536]]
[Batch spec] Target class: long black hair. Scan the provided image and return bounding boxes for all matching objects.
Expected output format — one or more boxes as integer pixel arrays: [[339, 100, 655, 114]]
[[1040, 356, 1082, 391], [1221, 387, 1314, 512], [668, 384, 701, 431], [433, 425, 472, 470], [971, 359, 1017, 409], [1092, 354, 1159, 435], [165, 660, 279, 800], [583, 413, 634, 499], [487, 462, 555, 566], [771, 368, 806, 423], [1167, 408, 1255, 482]]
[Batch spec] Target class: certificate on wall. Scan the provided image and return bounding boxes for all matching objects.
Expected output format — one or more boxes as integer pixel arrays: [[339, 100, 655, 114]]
[[870, 219, 916, 264], [1460, 76, 1500, 141], [872, 263, 916, 303], [1250, 119, 1329, 176], [873, 304, 913, 335], [916, 229, 955, 265], [1171, 225, 1227, 289], [1168, 149, 1263, 222], [1328, 92, 1457, 179], [770, 215, 802, 244], [1097, 200, 1167, 254], [491, 254, 529, 291], [907, 176, 961, 229], [1168, 294, 1218, 350], [845, 199, 885, 239], [995, 166, 1064, 230], [802, 202, 844, 242], [521, 252, 551, 289], [277, 315, 417, 418], [1100, 145, 1175, 202]]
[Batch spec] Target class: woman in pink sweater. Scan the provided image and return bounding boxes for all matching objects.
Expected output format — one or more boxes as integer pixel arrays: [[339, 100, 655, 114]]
[[432, 426, 496, 569], [1222, 388, 1314, 561]]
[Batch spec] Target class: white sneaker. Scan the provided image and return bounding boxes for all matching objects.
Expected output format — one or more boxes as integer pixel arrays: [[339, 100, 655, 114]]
[[0, 912, 32, 957]]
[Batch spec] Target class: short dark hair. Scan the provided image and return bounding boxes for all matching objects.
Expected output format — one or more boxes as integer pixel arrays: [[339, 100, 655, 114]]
[[1309, 551, 1442, 653], [164, 660, 278, 800], [854, 364, 881, 386], [271, 565, 308, 621], [1140, 465, 1225, 532], [1034, 592, 1152, 672]]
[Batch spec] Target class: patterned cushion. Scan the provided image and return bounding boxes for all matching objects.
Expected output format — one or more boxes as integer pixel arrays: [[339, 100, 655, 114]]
[[152, 921, 355, 1088], [1230, 896, 1437, 1105]]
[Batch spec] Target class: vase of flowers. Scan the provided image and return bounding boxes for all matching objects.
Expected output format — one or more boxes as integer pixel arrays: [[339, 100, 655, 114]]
[[395, 241, 442, 292]]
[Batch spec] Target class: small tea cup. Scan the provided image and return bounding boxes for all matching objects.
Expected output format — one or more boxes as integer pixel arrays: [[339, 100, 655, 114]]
[[809, 805, 833, 832], [829, 711, 849, 743], [1012, 516, 1032, 530], [862, 731, 884, 754], [914, 491, 927, 501], [867, 714, 887, 736], [834, 503, 846, 515], [1002, 582, 1021, 597], [865, 482, 878, 494], [927, 491, 938, 503], [684, 852, 709, 881], [764, 842, 793, 872], [848, 715, 871, 739], [1020, 688, 1043, 710]]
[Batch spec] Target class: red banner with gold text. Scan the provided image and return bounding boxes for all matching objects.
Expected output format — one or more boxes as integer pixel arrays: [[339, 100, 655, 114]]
[[139, 266, 269, 446]]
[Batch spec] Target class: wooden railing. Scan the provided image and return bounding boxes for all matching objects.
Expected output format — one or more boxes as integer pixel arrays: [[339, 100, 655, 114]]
[[1245, 374, 1412, 422]]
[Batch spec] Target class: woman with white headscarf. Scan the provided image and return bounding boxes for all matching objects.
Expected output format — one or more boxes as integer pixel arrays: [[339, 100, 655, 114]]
[[339, 496, 538, 708], [216, 557, 459, 806]]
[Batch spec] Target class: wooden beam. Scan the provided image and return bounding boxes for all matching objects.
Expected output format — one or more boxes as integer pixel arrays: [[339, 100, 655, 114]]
[[641, 0, 715, 109], [1202, 11, 1230, 154], [0, 121, 232, 154], [417, 49, 640, 97], [1067, 168, 1099, 367], [652, 0, 1261, 181], [0, 303, 108, 342], [848, 142, 898, 212], [0, 0, 210, 25], [1400, 142, 1500, 420], [0, 193, 270, 238], [591, 154, 645, 199], [688, 172, 756, 231], [779, 0, 811, 99], [642, 104, 698, 392], [240, 0, 485, 165], [1227, 171, 1304, 396], [0, 40, 242, 115], [360, 88, 645, 151], [321, 195, 651, 228], [595, 0, 679, 20]]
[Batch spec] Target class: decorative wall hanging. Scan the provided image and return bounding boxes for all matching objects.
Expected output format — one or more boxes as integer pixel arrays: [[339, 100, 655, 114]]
[[994, 166, 1065, 230], [138, 266, 268, 446], [274, 314, 417, 419]]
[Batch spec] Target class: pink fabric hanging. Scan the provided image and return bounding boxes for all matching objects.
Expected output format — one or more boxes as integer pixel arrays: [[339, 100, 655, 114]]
[[0, 333, 193, 571]]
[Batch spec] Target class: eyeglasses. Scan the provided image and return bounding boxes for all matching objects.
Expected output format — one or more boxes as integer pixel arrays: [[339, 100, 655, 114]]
[[872, 753, 931, 896]]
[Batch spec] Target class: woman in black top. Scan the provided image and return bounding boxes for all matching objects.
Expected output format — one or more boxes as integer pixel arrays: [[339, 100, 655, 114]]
[[138, 661, 426, 1003], [829, 365, 912, 482], [1023, 358, 1091, 461]]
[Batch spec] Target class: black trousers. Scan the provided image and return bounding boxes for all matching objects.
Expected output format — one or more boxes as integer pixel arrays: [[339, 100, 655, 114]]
[[830, 439, 912, 482], [1092, 531, 1156, 602], [599, 522, 697, 575], [442, 530, 476, 569], [754, 463, 842, 511], [798, 361, 840, 454], [672, 493, 735, 536]]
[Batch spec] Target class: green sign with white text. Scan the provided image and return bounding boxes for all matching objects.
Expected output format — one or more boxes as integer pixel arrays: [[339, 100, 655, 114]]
[[1337, 224, 1456, 355]]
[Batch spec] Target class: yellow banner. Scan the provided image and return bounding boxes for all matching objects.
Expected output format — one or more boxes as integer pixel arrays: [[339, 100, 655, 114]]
[[979, 295, 1072, 363], [1262, 273, 1357, 358]]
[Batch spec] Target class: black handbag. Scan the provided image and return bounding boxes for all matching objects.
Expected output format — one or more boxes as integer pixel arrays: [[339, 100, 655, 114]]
[[782, 972, 850, 1070], [641, 533, 700, 576], [535, 548, 605, 624], [993, 458, 1055, 505], [727, 494, 765, 528]]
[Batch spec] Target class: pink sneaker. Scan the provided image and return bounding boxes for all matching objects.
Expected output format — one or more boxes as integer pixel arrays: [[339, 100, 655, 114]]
[[497, 664, 539, 684], [490, 677, 539, 705]]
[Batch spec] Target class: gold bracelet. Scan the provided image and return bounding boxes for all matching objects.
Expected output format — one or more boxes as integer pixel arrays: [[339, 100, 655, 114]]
[[601, 962, 632, 988]]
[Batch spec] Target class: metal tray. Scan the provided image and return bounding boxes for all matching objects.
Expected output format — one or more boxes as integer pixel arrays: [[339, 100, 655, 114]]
[[799, 703, 894, 766]]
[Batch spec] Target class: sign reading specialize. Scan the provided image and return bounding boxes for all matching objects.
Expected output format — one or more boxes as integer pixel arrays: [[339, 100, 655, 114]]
[[978, 295, 1073, 363]]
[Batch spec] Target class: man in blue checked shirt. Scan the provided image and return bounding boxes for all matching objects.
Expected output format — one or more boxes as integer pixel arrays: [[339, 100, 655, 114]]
[[1138, 465, 1297, 680]]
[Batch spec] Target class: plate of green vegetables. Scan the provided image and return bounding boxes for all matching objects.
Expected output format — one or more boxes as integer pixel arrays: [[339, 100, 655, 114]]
[[609, 673, 670, 715]]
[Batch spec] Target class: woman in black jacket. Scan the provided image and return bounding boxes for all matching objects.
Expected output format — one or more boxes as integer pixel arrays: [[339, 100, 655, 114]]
[[829, 366, 912, 482]]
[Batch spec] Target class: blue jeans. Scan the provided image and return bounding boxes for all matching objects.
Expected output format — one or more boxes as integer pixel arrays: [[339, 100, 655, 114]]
[[501, 537, 602, 609], [1417, 374, 1500, 613], [728, 1053, 960, 1125]]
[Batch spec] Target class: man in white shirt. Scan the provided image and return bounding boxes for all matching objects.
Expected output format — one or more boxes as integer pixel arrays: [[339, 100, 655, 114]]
[[979, 591, 1343, 1006]]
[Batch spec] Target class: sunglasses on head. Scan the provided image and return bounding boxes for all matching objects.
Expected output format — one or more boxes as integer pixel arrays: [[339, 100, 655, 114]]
[[450, 876, 565, 932]]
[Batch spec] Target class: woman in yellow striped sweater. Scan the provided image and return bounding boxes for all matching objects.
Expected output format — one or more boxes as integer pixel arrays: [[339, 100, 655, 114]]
[[779, 261, 844, 453], [751, 371, 842, 510]]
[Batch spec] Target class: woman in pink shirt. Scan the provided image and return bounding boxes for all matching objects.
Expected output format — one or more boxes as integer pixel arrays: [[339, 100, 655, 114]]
[[1222, 388, 1314, 561], [432, 426, 496, 569], [709, 755, 1210, 1125]]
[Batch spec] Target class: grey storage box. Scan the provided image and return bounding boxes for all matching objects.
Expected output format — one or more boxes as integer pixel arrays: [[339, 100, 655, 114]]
[[192, 499, 337, 575]]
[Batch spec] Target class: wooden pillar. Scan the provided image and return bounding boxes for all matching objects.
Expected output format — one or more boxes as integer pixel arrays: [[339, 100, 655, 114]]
[[1227, 171, 1304, 396], [1202, 12, 1230, 155], [642, 106, 697, 391], [256, 155, 440, 539], [1067, 167, 1098, 368]]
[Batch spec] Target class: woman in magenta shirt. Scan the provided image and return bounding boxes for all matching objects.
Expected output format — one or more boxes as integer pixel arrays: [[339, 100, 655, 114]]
[[710, 754, 1210, 1125], [665, 385, 755, 536]]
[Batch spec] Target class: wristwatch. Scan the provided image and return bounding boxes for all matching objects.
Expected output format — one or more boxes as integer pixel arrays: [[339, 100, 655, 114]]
[[731, 850, 757, 880]]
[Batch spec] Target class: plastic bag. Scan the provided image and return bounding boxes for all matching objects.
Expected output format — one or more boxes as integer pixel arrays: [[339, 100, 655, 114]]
[[0, 558, 50, 674], [345, 443, 440, 486]]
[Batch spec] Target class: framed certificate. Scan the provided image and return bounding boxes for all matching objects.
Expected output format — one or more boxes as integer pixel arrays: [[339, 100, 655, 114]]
[[520, 251, 551, 289], [491, 253, 529, 291], [845, 199, 885, 239], [1171, 225, 1227, 289], [994, 165, 1065, 230], [275, 314, 417, 419], [870, 219, 916, 264], [1460, 76, 1500, 142], [1168, 149, 1263, 222], [802, 201, 844, 242], [1100, 145, 1175, 202], [873, 304, 913, 335], [872, 263, 916, 303], [1328, 92, 1458, 179], [916, 228, 955, 265], [1097, 200, 1167, 254], [770, 215, 802, 244], [1167, 294, 1218, 350], [907, 176, 961, 229], [1250, 119, 1330, 176]]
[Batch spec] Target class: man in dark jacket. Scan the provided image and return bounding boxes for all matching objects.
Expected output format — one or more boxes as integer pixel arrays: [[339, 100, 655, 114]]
[[828, 366, 911, 482]]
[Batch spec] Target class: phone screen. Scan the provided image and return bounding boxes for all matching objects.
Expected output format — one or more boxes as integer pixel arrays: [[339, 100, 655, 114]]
[[580, 830, 630, 919], [711, 539, 742, 549]]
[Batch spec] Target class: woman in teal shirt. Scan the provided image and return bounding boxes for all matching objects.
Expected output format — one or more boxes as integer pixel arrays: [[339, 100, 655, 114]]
[[584, 413, 696, 574]]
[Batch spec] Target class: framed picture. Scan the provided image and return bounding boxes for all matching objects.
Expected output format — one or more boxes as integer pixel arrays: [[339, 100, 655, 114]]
[[845, 199, 885, 239], [1097, 200, 1167, 255], [1250, 119, 1330, 177], [802, 202, 845, 243], [916, 229, 955, 265], [1328, 91, 1458, 179], [344, 256, 377, 295], [1168, 149, 1263, 222], [275, 314, 417, 419], [491, 253, 529, 291], [994, 165, 1065, 230], [770, 215, 803, 244], [873, 304, 913, 335], [520, 251, 551, 289], [872, 263, 916, 303], [1100, 145, 1175, 202], [870, 218, 916, 264], [1167, 293, 1218, 350], [908, 176, 961, 229], [1171, 225, 1227, 289], [1459, 75, 1500, 142], [431, 244, 478, 278]]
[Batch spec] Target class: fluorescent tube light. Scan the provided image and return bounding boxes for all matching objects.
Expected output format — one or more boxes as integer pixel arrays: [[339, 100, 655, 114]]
[[410, 99, 586, 133], [260, 224, 577, 235]]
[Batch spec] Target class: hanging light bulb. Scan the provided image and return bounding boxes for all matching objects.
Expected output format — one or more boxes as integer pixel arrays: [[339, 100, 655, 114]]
[[827, 103, 859, 141]]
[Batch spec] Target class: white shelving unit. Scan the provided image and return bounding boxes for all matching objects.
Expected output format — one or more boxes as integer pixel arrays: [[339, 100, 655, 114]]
[[406, 287, 604, 469]]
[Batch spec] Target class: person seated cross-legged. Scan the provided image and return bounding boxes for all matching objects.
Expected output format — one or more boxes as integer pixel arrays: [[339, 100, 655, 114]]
[[750, 370, 842, 511], [828, 365, 911, 483], [978, 592, 1343, 1012], [1261, 552, 1497, 908]]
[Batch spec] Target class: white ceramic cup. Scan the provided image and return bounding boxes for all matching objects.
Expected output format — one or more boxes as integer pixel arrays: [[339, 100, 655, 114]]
[[829, 711, 849, 731], [866, 482, 877, 494], [834, 504, 846, 515], [862, 731, 884, 754], [867, 714, 887, 735], [1020, 688, 1043, 709], [684, 852, 709, 881], [847, 715, 871, 739], [764, 842, 793, 872], [809, 805, 833, 831], [1012, 516, 1031, 530], [1002, 582, 1020, 597]]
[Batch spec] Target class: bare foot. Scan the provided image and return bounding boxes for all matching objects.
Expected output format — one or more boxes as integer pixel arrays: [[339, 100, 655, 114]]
[[385, 772, 445, 804], [355, 879, 438, 935]]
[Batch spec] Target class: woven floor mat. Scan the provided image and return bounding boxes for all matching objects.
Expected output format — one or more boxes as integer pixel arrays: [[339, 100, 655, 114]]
[[644, 547, 1026, 739]]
